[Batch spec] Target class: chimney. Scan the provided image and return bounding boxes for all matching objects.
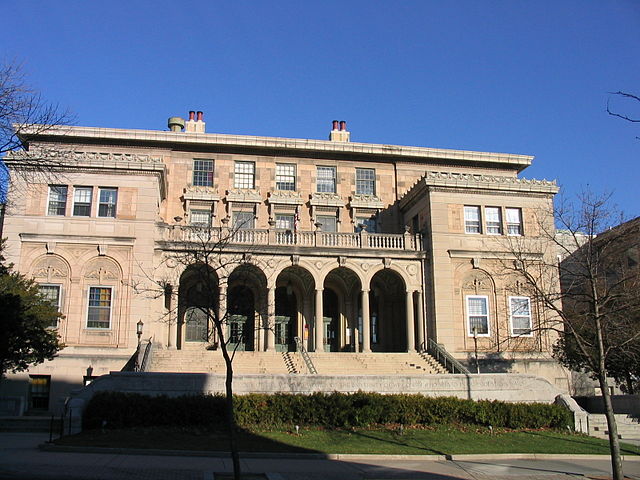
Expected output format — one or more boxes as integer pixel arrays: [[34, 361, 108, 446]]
[[168, 116, 185, 132], [186, 110, 206, 133], [329, 119, 350, 142]]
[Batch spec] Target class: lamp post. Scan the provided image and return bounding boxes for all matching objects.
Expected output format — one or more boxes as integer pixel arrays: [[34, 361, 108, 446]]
[[472, 326, 480, 374], [135, 320, 144, 371]]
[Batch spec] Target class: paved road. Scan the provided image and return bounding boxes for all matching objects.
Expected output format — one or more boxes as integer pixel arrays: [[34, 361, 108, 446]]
[[1, 432, 639, 480]]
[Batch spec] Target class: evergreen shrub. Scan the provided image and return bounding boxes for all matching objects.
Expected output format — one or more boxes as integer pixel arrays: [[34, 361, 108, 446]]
[[83, 391, 572, 430]]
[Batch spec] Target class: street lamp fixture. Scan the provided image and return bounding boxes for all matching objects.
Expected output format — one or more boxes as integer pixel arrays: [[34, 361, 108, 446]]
[[472, 326, 480, 374]]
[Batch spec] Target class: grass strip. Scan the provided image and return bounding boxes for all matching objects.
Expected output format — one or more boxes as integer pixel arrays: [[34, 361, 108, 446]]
[[55, 425, 639, 456]]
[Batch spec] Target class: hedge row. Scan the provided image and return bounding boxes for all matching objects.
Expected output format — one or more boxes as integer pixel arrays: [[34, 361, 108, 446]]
[[83, 391, 571, 430]]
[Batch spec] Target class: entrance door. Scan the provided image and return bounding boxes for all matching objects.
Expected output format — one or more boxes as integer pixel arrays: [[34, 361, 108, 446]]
[[228, 286, 255, 351], [323, 289, 340, 352], [275, 287, 297, 352], [185, 307, 208, 342]]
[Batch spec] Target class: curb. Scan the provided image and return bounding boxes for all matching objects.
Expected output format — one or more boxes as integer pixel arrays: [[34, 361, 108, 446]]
[[39, 444, 640, 461]]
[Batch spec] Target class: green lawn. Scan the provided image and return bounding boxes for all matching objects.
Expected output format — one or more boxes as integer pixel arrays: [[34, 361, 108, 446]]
[[55, 426, 639, 456]]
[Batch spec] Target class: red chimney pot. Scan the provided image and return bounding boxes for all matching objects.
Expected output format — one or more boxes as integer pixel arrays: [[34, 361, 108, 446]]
[[197, 111, 203, 121], [332, 120, 339, 131], [339, 120, 347, 131], [188, 111, 195, 121]]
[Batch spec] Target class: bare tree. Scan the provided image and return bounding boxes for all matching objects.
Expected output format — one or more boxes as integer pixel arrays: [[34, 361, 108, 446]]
[[499, 192, 640, 480], [607, 91, 640, 139], [0, 61, 74, 186], [137, 221, 270, 480]]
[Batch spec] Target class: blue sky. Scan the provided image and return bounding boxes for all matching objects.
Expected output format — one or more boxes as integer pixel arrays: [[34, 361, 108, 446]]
[[2, 1, 639, 217]]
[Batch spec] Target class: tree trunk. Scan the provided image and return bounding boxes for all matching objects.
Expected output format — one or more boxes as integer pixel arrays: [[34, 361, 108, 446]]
[[595, 316, 624, 480]]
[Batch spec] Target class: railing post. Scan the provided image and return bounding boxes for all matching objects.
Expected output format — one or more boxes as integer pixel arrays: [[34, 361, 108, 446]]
[[268, 220, 276, 245], [359, 229, 369, 248], [403, 226, 412, 250]]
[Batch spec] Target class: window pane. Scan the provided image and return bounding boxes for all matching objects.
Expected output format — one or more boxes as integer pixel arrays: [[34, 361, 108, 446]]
[[510, 297, 531, 335], [467, 296, 489, 335], [233, 211, 254, 229], [356, 168, 375, 195], [234, 162, 255, 189], [485, 207, 502, 235], [73, 187, 92, 216], [317, 215, 337, 232], [48, 185, 67, 216], [275, 214, 294, 230], [464, 206, 481, 233], [87, 287, 111, 328], [317, 167, 336, 193], [506, 208, 523, 235], [193, 160, 214, 187], [275, 164, 296, 191], [98, 188, 117, 217], [190, 209, 211, 226], [39, 285, 61, 327]]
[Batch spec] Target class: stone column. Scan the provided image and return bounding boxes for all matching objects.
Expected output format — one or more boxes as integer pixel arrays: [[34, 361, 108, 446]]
[[406, 290, 416, 353], [218, 284, 227, 344], [168, 315, 177, 349], [315, 288, 324, 352], [416, 291, 425, 351], [361, 289, 371, 353], [265, 286, 276, 352]]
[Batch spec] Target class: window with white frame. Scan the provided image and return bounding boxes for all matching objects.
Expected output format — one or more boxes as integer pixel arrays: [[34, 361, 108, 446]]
[[234, 161, 255, 189], [47, 185, 67, 216], [316, 166, 336, 193], [355, 168, 375, 195], [192, 159, 214, 187], [275, 164, 296, 191], [316, 214, 337, 232], [466, 295, 489, 335], [98, 188, 117, 218], [485, 207, 502, 235], [87, 286, 112, 329], [509, 296, 532, 336], [233, 211, 254, 229], [72, 187, 93, 217], [190, 209, 212, 226], [506, 208, 523, 235], [275, 214, 294, 230], [38, 284, 61, 327], [464, 206, 481, 234]]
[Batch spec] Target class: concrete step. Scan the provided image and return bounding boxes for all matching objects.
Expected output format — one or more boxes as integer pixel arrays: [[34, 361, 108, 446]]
[[0, 416, 62, 432]]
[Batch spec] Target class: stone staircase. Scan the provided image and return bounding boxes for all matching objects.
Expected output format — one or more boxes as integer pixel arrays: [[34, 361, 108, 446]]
[[305, 352, 447, 375], [588, 413, 640, 442], [147, 349, 446, 376]]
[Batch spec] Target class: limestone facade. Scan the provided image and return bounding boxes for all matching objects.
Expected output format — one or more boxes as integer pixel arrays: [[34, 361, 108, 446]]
[[1, 117, 568, 414]]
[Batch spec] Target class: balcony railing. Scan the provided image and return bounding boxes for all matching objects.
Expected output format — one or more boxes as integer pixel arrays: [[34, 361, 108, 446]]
[[161, 225, 422, 251]]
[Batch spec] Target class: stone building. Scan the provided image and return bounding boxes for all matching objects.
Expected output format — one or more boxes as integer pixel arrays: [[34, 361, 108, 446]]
[[0, 113, 568, 414]]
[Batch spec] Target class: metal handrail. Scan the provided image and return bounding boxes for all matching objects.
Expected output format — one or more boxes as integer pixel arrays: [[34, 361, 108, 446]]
[[139, 338, 154, 372], [427, 338, 470, 374], [294, 336, 317, 374]]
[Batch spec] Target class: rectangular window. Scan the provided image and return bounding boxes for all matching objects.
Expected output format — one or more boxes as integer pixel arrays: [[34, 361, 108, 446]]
[[233, 211, 254, 230], [234, 161, 255, 189], [506, 208, 523, 235], [192, 159, 214, 187], [275, 214, 294, 230], [47, 185, 67, 216], [317, 215, 337, 232], [28, 375, 50, 411], [464, 206, 481, 234], [466, 295, 489, 336], [355, 215, 377, 233], [190, 209, 212, 226], [98, 188, 117, 218], [38, 284, 61, 327], [316, 166, 337, 193], [87, 286, 112, 329], [275, 164, 296, 191], [355, 168, 375, 195], [485, 207, 502, 235], [73, 187, 93, 217], [509, 296, 532, 336]]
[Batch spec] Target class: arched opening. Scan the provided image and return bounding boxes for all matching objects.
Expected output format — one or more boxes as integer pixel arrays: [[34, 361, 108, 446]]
[[275, 266, 315, 352], [323, 267, 362, 352], [178, 265, 219, 348], [370, 269, 406, 352], [226, 264, 268, 351]]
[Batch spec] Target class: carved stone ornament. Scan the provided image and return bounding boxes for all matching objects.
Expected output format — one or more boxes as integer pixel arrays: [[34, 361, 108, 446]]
[[268, 191, 303, 205], [361, 263, 371, 272], [291, 255, 300, 266], [33, 265, 67, 282], [472, 257, 481, 269], [462, 272, 492, 292], [98, 244, 107, 256], [407, 264, 417, 276], [315, 261, 323, 270], [46, 242, 56, 254], [85, 267, 118, 283], [242, 253, 253, 263], [383, 258, 392, 269], [338, 256, 347, 267]]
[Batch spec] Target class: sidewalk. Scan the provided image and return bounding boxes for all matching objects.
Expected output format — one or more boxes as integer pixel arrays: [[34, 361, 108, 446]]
[[1, 432, 640, 480]]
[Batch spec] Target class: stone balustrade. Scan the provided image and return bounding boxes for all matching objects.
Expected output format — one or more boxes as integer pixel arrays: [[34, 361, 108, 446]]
[[159, 225, 422, 251]]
